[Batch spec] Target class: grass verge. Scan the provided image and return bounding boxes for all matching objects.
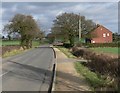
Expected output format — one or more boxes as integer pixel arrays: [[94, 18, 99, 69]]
[[74, 62, 106, 89], [56, 46, 76, 58], [2, 47, 26, 58]]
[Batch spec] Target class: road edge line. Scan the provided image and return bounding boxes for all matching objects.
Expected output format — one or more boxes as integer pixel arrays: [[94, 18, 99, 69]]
[[48, 46, 57, 93]]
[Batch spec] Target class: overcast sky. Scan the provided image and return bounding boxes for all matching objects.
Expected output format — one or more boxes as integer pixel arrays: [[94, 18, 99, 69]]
[[1, 2, 118, 35]]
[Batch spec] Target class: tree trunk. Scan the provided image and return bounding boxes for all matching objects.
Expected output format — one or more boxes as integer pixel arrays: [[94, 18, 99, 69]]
[[30, 40, 32, 48], [20, 37, 26, 50], [69, 35, 74, 46]]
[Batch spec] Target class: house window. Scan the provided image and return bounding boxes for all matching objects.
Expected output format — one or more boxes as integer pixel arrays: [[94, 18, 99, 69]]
[[101, 28, 102, 30], [107, 33, 109, 36], [92, 41, 95, 43], [103, 33, 106, 37]]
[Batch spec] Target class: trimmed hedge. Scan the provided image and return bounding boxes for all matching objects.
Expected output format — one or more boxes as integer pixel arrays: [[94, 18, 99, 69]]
[[76, 42, 119, 47], [72, 47, 119, 90], [72, 47, 118, 77]]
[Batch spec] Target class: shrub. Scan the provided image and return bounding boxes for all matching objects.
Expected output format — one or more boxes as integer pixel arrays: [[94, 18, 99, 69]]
[[63, 43, 72, 48], [79, 42, 119, 48], [73, 48, 118, 90], [72, 48, 118, 77]]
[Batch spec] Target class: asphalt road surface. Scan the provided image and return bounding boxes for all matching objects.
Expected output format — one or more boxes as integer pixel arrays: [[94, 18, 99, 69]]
[[2, 45, 54, 92]]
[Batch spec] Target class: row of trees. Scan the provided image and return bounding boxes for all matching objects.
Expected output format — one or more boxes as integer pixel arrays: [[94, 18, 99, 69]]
[[3, 14, 44, 49], [47, 12, 97, 46]]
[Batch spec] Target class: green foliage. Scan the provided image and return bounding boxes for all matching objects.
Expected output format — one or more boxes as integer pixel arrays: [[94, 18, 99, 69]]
[[75, 62, 105, 88], [51, 12, 97, 46]]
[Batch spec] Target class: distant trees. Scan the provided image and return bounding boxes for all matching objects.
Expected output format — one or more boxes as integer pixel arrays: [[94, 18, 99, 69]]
[[3, 14, 42, 49], [46, 33, 55, 43], [113, 32, 120, 42], [36, 31, 45, 43], [51, 12, 97, 46]]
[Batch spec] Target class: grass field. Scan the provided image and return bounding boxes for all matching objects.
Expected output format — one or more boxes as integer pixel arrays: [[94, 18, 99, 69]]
[[1, 40, 40, 47], [90, 47, 119, 55], [2, 40, 20, 46]]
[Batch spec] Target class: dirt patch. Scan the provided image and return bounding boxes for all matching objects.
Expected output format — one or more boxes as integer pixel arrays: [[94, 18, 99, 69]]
[[1, 45, 21, 56]]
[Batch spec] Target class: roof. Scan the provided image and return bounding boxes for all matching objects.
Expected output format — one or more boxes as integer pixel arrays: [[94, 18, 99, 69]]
[[95, 25, 112, 33]]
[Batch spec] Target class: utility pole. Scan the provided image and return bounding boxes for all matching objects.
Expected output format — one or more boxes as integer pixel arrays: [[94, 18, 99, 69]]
[[78, 13, 81, 41]]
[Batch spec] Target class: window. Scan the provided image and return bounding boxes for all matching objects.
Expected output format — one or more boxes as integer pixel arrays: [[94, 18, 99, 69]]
[[101, 28, 102, 30], [107, 33, 109, 36], [103, 33, 106, 37], [92, 41, 95, 43]]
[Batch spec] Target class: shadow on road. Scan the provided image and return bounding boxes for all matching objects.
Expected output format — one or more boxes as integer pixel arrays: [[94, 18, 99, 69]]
[[3, 60, 90, 92], [3, 60, 52, 83]]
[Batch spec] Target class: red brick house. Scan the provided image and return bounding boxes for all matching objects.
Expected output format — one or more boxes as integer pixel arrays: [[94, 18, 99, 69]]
[[91, 25, 113, 43]]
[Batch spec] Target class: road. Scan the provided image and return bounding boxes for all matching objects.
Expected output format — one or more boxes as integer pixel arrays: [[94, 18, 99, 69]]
[[2, 45, 55, 91]]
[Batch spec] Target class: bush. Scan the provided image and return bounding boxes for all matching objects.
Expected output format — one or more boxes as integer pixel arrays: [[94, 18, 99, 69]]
[[63, 43, 72, 48], [73, 48, 118, 90], [72, 48, 118, 77], [80, 42, 119, 47]]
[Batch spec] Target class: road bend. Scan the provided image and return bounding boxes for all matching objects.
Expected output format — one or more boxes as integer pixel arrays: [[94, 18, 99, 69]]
[[2, 45, 55, 91]]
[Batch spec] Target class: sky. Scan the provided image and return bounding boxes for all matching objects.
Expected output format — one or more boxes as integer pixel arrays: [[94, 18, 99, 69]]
[[1, 2, 118, 35]]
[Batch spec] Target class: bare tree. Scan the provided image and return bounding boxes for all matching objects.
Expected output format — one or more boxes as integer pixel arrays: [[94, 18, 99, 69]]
[[3, 14, 41, 49]]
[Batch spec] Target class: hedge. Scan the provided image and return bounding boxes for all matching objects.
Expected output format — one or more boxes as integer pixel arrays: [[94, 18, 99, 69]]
[[76, 42, 119, 47]]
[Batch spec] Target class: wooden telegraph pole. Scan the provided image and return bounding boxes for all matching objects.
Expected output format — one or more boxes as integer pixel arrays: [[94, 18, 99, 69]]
[[78, 13, 81, 41]]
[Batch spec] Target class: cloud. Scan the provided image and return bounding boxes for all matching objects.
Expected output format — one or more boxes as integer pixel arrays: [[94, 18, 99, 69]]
[[2, 2, 118, 34]]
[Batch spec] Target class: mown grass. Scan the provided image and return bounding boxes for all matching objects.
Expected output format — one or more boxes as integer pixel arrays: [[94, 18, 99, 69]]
[[74, 62, 106, 89], [56, 46, 76, 58], [2, 40, 40, 47], [2, 40, 20, 46], [90, 47, 119, 55]]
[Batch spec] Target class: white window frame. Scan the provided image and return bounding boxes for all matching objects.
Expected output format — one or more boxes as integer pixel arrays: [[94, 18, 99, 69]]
[[92, 41, 95, 43], [103, 33, 106, 37], [107, 33, 109, 36]]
